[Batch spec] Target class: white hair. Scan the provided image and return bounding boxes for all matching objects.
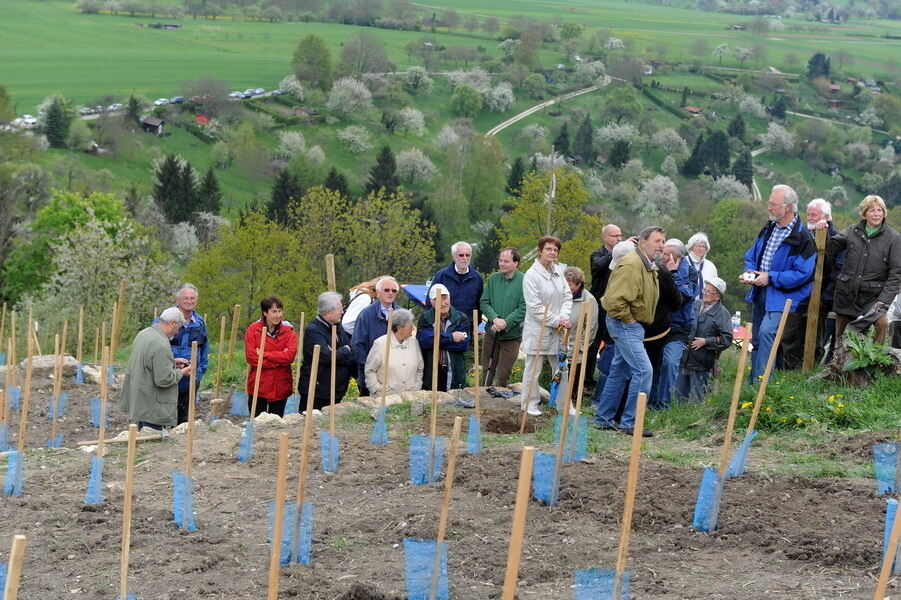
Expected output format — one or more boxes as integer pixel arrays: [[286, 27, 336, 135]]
[[450, 241, 471, 255], [686, 232, 710, 253], [391, 308, 414, 330], [807, 198, 832, 219], [159, 307, 186, 325], [771, 184, 799, 212], [663, 238, 686, 256], [317, 291, 343, 315], [375, 276, 398, 292], [176, 283, 198, 296]]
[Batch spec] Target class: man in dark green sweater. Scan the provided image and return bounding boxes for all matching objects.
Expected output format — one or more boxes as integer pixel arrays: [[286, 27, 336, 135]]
[[479, 247, 526, 387]]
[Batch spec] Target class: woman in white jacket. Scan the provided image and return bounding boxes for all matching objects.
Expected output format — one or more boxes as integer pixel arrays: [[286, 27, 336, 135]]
[[365, 308, 424, 396], [520, 236, 573, 416]]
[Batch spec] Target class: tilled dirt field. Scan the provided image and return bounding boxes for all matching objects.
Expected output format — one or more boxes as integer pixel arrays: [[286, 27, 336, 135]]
[[0, 380, 897, 599]]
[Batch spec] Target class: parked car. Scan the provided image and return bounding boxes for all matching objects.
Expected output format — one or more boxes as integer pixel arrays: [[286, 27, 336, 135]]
[[153, 98, 169, 106], [21, 115, 37, 127], [78, 107, 94, 115], [253, 88, 265, 95], [271, 88, 285, 96], [243, 89, 255, 98], [228, 91, 243, 99], [170, 96, 185, 104], [107, 103, 123, 111]]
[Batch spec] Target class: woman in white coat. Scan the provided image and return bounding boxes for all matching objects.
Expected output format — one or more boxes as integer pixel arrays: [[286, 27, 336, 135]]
[[520, 236, 573, 416], [364, 308, 424, 396]]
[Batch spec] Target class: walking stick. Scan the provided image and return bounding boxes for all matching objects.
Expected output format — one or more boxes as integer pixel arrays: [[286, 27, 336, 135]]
[[519, 305, 549, 434]]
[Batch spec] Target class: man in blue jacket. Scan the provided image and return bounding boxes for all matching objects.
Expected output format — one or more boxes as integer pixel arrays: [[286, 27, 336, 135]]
[[350, 276, 399, 396], [156, 284, 208, 425], [429, 241, 484, 329], [742, 185, 816, 383]]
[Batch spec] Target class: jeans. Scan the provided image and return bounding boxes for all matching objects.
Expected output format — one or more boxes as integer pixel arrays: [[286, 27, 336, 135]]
[[593, 317, 652, 429], [651, 338, 687, 410], [591, 342, 615, 407], [677, 370, 711, 403]]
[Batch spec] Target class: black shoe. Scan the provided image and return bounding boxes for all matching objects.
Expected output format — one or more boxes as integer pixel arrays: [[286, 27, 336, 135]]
[[592, 423, 618, 431], [619, 427, 653, 438]]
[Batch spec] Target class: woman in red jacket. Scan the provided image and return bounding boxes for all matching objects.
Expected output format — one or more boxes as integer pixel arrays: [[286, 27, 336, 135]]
[[245, 296, 298, 417]]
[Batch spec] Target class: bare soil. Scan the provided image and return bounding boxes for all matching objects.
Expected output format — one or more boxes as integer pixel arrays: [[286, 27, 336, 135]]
[[0, 380, 896, 599]]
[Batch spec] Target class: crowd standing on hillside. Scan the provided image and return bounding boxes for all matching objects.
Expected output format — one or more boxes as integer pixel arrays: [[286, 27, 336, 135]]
[[120, 185, 901, 436]]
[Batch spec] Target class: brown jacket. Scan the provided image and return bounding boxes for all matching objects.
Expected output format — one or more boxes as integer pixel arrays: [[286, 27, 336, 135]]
[[602, 248, 659, 325]]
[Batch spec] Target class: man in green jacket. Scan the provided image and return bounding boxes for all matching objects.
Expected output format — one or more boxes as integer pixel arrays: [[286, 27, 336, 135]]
[[480, 247, 526, 387], [119, 307, 194, 431]]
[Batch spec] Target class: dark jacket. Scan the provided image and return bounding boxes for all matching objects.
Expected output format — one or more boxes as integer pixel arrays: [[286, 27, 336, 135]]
[[820, 221, 845, 308], [589, 246, 613, 344], [681, 301, 733, 372], [643, 268, 682, 341], [298, 316, 355, 402], [429, 263, 484, 324], [351, 300, 398, 365], [668, 258, 698, 331], [417, 306, 470, 391], [744, 216, 816, 313], [829, 220, 901, 317], [153, 311, 208, 393]]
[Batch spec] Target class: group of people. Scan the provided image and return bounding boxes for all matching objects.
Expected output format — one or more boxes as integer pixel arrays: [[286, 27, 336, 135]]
[[119, 185, 901, 435]]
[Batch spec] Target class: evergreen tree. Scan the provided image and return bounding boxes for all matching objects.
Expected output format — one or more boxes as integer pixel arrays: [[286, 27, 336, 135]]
[[197, 168, 222, 214], [680, 86, 689, 107], [269, 170, 302, 226], [608, 140, 630, 169], [573, 114, 594, 161], [727, 114, 746, 141], [529, 155, 538, 173], [553, 122, 570, 155], [703, 130, 731, 172], [323, 167, 350, 198], [365, 145, 400, 195], [731, 148, 754, 190], [125, 95, 143, 126], [806, 52, 830, 79], [175, 162, 199, 223], [681, 134, 705, 177], [43, 96, 73, 148], [506, 157, 525, 196], [772, 96, 788, 120], [153, 155, 185, 222]]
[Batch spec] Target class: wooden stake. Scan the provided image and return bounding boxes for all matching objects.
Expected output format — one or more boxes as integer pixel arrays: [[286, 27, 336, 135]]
[[268, 432, 290, 600], [718, 327, 752, 478], [214, 315, 227, 400], [92, 327, 99, 365], [77, 434, 166, 447], [746, 299, 792, 435], [98, 347, 110, 459], [2, 534, 27, 600], [77, 306, 84, 364], [30, 321, 42, 357], [292, 345, 321, 552], [16, 322, 34, 455], [325, 253, 337, 293], [248, 330, 268, 422], [292, 313, 305, 397], [50, 334, 61, 444], [567, 315, 595, 460], [60, 319, 69, 361], [227, 304, 241, 364], [0, 302, 6, 347], [472, 310, 481, 419], [613, 392, 648, 600], [329, 325, 337, 436], [1, 339, 11, 433], [428, 301, 442, 482], [875, 495, 901, 599], [501, 446, 536, 600], [429, 415, 463, 600], [101, 322, 108, 360], [9, 310, 16, 370], [520, 305, 549, 434], [379, 310, 395, 409], [110, 279, 127, 363], [803, 228, 827, 372], [550, 310, 586, 504], [185, 341, 198, 476], [119, 424, 138, 600]]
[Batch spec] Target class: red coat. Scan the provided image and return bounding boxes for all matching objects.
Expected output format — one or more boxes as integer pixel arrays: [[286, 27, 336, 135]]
[[244, 319, 298, 402]]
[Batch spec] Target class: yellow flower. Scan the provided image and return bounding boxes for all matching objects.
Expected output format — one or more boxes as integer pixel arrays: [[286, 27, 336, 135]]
[[827, 396, 835, 403], [765, 406, 772, 412], [774, 381, 781, 385], [741, 402, 753, 409], [837, 403, 845, 408], [787, 396, 795, 399], [837, 394, 844, 397], [779, 417, 788, 422], [796, 418, 803, 424]]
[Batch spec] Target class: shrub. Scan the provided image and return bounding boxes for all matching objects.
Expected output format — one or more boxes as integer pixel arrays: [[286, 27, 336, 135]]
[[337, 125, 374, 154]]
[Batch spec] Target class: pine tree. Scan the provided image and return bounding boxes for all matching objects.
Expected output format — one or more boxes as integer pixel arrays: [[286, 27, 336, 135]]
[[608, 140, 630, 168], [269, 170, 302, 226], [125, 95, 143, 126], [197, 168, 222, 214], [680, 86, 689, 107], [365, 145, 400, 195], [43, 96, 73, 148], [727, 114, 746, 141], [153, 155, 185, 222], [529, 155, 538, 173], [772, 96, 788, 120], [506, 157, 525, 196], [573, 114, 594, 161], [553, 122, 570, 155], [731, 148, 754, 190], [323, 167, 350, 198], [174, 162, 198, 223], [703, 130, 731, 172], [681, 134, 705, 177], [806, 52, 830, 79]]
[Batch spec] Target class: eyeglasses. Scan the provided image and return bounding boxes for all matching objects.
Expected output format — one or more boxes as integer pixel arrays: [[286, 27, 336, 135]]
[[381, 288, 398, 293], [456, 253, 471, 257]]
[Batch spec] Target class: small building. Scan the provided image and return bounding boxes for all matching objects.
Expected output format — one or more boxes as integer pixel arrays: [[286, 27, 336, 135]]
[[731, 24, 745, 30], [140, 116, 164, 135], [684, 106, 703, 115], [829, 83, 841, 93], [828, 99, 843, 108], [194, 114, 211, 125]]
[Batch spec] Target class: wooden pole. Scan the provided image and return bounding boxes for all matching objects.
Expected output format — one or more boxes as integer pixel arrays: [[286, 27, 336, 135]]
[[9, 310, 16, 370], [30, 320, 42, 357], [520, 305, 549, 434], [292, 345, 321, 552], [325, 253, 337, 293], [428, 301, 442, 482], [98, 347, 110, 459], [567, 315, 595, 461], [78, 434, 166, 447], [119, 424, 138, 600], [0, 302, 6, 348], [501, 446, 536, 600], [214, 315, 227, 400], [101, 322, 108, 361], [110, 279, 127, 363], [379, 310, 395, 409], [2, 534, 27, 600], [248, 330, 268, 421], [292, 313, 305, 397], [185, 341, 198, 476], [613, 392, 648, 600], [93, 327, 100, 365], [803, 228, 827, 372], [268, 432, 290, 600], [550, 310, 586, 504], [875, 495, 901, 600], [746, 299, 792, 435], [16, 322, 34, 456], [227, 304, 241, 364], [1, 339, 11, 431], [718, 327, 752, 478], [429, 416, 463, 600], [60, 319, 69, 361], [50, 334, 61, 444], [329, 325, 337, 436], [472, 310, 481, 420], [77, 306, 84, 364]]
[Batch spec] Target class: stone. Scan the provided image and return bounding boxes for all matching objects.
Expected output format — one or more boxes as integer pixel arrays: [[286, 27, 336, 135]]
[[356, 393, 404, 408], [253, 412, 283, 426], [281, 413, 303, 425]]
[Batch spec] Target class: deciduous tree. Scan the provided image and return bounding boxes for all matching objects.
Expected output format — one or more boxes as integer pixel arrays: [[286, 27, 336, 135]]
[[293, 33, 334, 90]]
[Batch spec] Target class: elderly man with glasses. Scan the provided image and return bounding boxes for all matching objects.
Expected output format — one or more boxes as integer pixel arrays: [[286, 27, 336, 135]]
[[429, 241, 485, 330], [351, 276, 400, 396]]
